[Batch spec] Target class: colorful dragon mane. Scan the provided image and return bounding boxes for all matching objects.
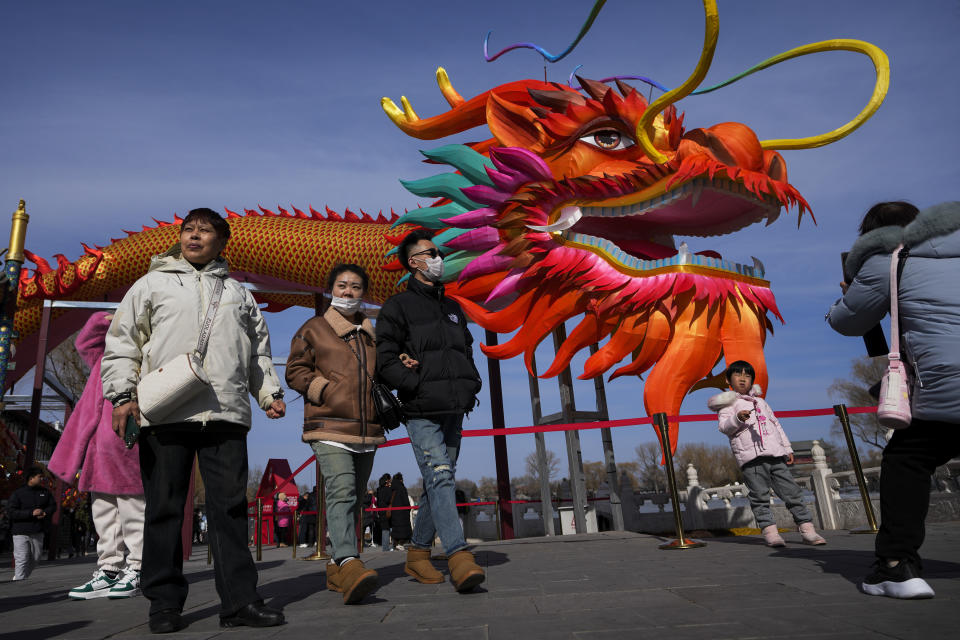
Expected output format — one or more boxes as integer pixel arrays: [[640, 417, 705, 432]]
[[10, 1, 888, 453]]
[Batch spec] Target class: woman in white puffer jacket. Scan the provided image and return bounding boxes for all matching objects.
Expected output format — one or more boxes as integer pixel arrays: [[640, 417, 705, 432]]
[[101, 208, 286, 633]]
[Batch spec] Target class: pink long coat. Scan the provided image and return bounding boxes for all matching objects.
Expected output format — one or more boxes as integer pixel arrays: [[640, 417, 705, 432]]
[[48, 312, 143, 494]]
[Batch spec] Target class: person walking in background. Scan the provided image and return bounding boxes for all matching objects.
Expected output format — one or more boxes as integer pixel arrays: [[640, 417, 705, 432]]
[[375, 474, 392, 551], [8, 466, 55, 581], [376, 229, 485, 592], [361, 490, 374, 550], [275, 493, 291, 548], [48, 311, 146, 600], [286, 263, 385, 605], [388, 473, 412, 550], [299, 489, 317, 548], [828, 201, 960, 599], [102, 208, 287, 632], [709, 361, 827, 548]]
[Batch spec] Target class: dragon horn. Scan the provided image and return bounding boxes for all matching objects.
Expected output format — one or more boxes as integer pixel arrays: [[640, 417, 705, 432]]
[[382, 67, 488, 140], [636, 0, 720, 163], [383, 72, 556, 140]]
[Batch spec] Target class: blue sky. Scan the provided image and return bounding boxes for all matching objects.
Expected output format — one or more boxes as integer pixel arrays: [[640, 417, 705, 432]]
[[2, 1, 958, 487]]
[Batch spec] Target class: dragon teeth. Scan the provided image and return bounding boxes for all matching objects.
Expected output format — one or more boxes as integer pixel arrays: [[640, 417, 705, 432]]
[[526, 205, 582, 233]]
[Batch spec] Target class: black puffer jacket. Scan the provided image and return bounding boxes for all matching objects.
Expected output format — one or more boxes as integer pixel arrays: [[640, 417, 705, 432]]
[[376, 277, 481, 417], [8, 483, 55, 535]]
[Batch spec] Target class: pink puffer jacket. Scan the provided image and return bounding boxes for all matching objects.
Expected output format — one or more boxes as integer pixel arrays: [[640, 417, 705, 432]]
[[708, 384, 793, 468]]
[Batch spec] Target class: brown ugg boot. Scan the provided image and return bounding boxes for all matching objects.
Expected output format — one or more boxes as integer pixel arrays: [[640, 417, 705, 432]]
[[325, 561, 342, 592], [337, 558, 378, 604], [404, 547, 444, 584], [447, 550, 485, 593]]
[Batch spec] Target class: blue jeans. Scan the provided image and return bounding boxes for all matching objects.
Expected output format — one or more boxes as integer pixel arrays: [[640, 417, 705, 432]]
[[406, 415, 467, 556]]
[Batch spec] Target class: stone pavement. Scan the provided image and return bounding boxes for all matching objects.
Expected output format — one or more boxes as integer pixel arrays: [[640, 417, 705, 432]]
[[1, 523, 958, 640]]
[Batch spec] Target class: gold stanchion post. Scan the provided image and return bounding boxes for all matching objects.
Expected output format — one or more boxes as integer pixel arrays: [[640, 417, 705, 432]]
[[291, 501, 298, 559], [304, 460, 329, 560], [834, 404, 879, 533], [256, 498, 263, 561], [654, 413, 705, 550]]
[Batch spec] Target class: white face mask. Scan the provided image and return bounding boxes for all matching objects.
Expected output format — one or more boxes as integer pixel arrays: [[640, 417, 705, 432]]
[[330, 296, 363, 315], [421, 255, 444, 282]]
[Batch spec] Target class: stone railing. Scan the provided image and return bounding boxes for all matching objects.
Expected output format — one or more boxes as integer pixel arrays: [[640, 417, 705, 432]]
[[459, 444, 960, 540]]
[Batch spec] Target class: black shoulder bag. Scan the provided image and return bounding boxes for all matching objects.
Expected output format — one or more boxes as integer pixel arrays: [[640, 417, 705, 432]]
[[346, 335, 404, 432]]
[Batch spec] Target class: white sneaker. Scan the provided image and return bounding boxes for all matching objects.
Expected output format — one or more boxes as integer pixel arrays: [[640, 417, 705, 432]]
[[69, 569, 118, 600], [298, 543, 308, 548], [861, 560, 935, 599], [107, 568, 141, 599]]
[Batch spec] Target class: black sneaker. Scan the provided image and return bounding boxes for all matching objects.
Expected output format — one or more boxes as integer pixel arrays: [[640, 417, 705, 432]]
[[861, 559, 935, 599]]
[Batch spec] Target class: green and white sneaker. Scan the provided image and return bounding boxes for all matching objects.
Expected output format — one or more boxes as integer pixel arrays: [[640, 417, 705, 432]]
[[69, 569, 118, 600], [107, 568, 141, 598]]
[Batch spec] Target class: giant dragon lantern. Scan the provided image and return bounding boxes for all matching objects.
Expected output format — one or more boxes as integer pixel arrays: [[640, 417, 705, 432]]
[[7, 0, 888, 454]]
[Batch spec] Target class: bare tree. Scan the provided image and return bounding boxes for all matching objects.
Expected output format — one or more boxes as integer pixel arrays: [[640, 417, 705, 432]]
[[829, 356, 889, 449], [635, 442, 668, 491], [674, 442, 741, 487], [47, 332, 90, 400], [524, 449, 559, 485], [476, 476, 498, 500], [247, 465, 264, 502], [582, 461, 606, 492]]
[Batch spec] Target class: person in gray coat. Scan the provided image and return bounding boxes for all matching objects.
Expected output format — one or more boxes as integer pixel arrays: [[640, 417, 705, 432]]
[[827, 200, 960, 600]]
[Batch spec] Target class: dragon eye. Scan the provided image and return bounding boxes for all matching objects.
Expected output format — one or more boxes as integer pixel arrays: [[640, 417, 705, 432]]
[[579, 129, 634, 150]]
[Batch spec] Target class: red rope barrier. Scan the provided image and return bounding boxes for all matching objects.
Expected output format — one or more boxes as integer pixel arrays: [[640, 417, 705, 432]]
[[248, 404, 879, 508]]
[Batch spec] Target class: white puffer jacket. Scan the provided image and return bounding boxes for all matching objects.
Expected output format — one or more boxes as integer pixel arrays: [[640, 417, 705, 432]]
[[102, 246, 282, 428], [708, 384, 793, 468]]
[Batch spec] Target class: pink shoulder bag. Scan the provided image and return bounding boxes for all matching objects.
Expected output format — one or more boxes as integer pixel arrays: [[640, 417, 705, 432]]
[[877, 245, 912, 429]]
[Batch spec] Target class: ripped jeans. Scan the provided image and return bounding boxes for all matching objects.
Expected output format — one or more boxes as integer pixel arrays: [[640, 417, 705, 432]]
[[406, 414, 466, 556]]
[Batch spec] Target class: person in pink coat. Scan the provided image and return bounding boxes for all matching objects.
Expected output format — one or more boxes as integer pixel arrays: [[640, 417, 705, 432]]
[[48, 312, 145, 599], [708, 360, 826, 548]]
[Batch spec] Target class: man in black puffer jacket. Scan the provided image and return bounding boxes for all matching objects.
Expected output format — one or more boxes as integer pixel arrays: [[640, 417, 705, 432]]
[[376, 229, 485, 593]]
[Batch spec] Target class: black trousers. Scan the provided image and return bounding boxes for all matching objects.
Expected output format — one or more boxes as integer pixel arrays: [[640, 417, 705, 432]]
[[299, 518, 316, 545], [876, 418, 960, 567], [139, 427, 260, 616]]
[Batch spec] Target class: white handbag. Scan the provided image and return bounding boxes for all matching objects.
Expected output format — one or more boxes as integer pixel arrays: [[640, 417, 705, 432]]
[[137, 278, 224, 423]]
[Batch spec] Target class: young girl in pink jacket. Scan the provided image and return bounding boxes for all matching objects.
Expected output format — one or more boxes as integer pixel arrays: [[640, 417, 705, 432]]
[[708, 361, 826, 547]]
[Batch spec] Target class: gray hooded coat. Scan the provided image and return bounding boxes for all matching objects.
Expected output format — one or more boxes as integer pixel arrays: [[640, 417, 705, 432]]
[[827, 201, 960, 422]]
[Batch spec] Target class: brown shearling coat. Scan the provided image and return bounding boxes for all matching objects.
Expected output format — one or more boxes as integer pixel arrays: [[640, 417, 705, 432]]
[[285, 307, 385, 445]]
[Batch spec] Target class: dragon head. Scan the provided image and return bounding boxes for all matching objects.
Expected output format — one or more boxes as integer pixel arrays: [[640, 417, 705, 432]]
[[382, 72, 806, 428], [380, 1, 887, 451]]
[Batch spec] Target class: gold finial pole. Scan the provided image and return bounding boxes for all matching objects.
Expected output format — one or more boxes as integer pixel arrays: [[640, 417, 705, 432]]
[[8, 200, 29, 264]]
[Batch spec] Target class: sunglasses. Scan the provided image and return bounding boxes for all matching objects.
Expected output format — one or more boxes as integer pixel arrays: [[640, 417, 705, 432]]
[[411, 248, 440, 259]]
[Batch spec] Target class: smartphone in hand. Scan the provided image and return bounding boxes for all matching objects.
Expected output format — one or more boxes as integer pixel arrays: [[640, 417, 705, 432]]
[[124, 414, 141, 449]]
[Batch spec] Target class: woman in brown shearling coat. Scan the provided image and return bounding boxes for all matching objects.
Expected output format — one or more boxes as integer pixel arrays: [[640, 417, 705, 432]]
[[285, 264, 384, 605]]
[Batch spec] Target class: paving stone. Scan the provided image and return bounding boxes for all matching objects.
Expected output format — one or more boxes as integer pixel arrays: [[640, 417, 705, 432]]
[[1, 523, 958, 639]]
